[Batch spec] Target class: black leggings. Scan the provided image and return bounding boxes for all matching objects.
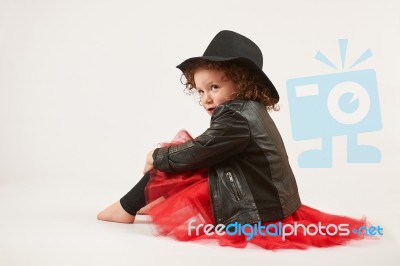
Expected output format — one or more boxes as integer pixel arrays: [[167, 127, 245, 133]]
[[119, 172, 150, 215]]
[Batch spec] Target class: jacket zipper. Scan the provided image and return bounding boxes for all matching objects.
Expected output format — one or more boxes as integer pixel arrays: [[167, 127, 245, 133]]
[[226, 171, 241, 201]]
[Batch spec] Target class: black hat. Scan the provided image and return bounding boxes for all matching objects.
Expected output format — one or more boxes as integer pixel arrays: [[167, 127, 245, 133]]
[[176, 30, 279, 103]]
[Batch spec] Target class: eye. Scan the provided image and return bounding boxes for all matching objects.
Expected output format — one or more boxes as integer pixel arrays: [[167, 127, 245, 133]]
[[197, 89, 204, 95], [210, 85, 219, 90]]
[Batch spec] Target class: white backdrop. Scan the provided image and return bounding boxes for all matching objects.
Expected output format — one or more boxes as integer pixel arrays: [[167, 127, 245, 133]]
[[1, 0, 399, 265]]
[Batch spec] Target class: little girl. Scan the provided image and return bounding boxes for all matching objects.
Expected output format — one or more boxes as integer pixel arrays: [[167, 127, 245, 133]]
[[98, 30, 368, 250]]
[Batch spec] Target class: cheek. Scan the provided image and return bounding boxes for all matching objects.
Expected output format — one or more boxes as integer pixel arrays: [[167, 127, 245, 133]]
[[217, 94, 232, 104], [200, 96, 210, 106], [226, 89, 236, 100]]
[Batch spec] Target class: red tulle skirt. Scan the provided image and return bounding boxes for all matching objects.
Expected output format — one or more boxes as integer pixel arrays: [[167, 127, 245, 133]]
[[144, 130, 368, 250]]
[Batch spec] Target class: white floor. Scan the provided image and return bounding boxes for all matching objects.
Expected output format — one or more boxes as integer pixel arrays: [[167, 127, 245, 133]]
[[1, 170, 399, 266]]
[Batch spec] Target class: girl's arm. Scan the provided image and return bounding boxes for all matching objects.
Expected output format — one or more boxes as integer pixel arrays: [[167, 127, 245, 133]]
[[152, 103, 250, 172]]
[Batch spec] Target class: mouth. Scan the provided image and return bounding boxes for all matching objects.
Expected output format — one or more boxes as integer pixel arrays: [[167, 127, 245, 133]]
[[207, 107, 215, 114]]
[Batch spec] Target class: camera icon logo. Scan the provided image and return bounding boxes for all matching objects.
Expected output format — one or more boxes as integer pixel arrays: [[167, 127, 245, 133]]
[[286, 39, 382, 168]]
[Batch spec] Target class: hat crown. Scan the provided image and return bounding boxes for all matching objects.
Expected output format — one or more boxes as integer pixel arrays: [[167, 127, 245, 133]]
[[203, 30, 263, 69]]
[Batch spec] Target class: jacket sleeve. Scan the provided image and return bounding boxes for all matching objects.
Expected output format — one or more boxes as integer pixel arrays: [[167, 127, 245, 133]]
[[152, 103, 250, 172]]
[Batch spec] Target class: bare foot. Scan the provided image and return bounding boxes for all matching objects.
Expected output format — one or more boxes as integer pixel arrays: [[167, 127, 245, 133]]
[[137, 196, 166, 215], [97, 201, 136, 224]]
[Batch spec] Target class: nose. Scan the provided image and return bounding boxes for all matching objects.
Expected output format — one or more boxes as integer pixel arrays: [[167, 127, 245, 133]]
[[203, 92, 212, 104]]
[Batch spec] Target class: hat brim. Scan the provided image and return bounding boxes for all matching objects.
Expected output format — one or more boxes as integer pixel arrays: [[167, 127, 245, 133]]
[[176, 56, 279, 103]]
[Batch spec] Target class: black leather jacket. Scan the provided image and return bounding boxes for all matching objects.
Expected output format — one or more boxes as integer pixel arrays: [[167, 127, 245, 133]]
[[153, 100, 301, 225]]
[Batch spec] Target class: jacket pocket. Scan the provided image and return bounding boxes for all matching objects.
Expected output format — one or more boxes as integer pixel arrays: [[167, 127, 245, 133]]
[[225, 171, 241, 201]]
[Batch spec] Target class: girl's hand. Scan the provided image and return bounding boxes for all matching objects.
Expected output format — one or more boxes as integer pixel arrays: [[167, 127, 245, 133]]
[[143, 149, 155, 174]]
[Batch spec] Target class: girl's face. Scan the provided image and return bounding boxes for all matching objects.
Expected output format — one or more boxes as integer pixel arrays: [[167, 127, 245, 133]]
[[194, 68, 236, 116]]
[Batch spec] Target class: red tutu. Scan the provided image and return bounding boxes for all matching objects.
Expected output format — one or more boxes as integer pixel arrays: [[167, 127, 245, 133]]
[[144, 130, 368, 250]]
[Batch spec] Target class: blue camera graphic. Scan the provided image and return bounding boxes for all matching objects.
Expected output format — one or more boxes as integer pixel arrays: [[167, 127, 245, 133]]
[[286, 40, 382, 168]]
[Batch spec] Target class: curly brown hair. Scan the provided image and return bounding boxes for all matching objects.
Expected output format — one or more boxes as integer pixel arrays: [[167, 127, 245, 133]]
[[180, 59, 279, 111]]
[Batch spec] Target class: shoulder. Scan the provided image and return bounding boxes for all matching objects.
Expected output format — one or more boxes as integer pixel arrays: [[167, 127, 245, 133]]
[[212, 100, 263, 119], [208, 100, 252, 129], [212, 100, 248, 118]]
